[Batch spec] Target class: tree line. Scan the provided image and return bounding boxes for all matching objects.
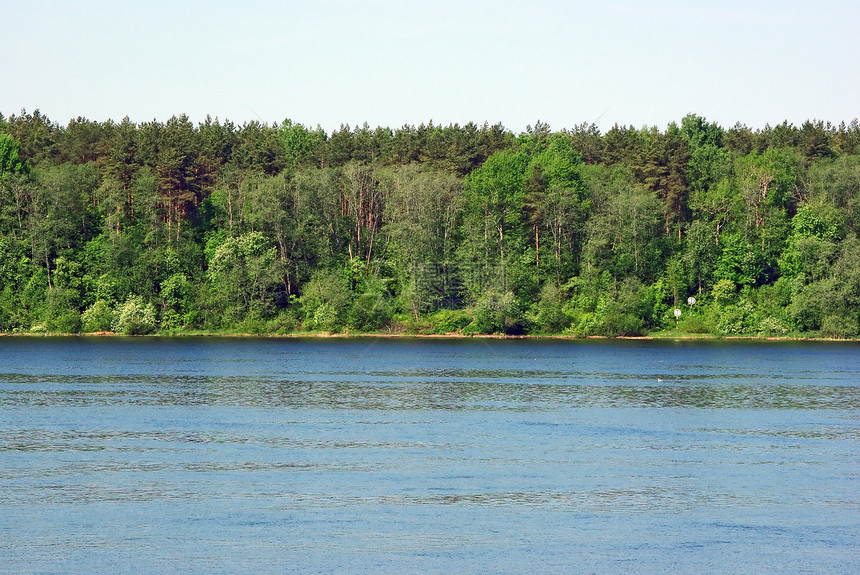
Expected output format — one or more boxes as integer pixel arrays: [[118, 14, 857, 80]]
[[2, 110, 859, 337]]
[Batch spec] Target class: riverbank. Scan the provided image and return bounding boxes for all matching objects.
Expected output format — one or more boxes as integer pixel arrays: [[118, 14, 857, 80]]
[[1, 329, 856, 342]]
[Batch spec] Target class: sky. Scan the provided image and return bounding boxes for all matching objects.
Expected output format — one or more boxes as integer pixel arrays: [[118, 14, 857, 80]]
[[2, 0, 858, 134]]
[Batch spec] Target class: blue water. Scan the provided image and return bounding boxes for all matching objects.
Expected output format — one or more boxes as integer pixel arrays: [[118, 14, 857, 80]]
[[1, 337, 858, 574]]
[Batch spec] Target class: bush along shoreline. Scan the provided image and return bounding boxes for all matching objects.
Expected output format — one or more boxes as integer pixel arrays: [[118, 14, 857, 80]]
[[2, 112, 860, 339]]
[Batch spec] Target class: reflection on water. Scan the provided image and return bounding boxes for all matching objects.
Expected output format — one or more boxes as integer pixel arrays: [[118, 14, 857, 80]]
[[1, 338, 858, 574]]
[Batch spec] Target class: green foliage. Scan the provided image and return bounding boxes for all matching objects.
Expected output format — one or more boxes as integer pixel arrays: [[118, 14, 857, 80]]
[[778, 203, 841, 280], [20, 269, 48, 324], [279, 119, 326, 169], [680, 113, 724, 150], [41, 287, 81, 333], [298, 269, 352, 332], [82, 300, 115, 332], [530, 283, 572, 333], [112, 295, 157, 335], [307, 303, 340, 332], [820, 314, 859, 339], [716, 300, 757, 335], [469, 291, 526, 335], [265, 309, 299, 335], [603, 308, 645, 337], [207, 231, 284, 325], [683, 219, 718, 292], [0, 134, 29, 176], [425, 309, 473, 334], [748, 278, 793, 335], [380, 164, 463, 312], [0, 286, 22, 331], [344, 270, 394, 331], [459, 149, 529, 296], [582, 165, 665, 283], [347, 291, 393, 332], [160, 272, 191, 330], [757, 315, 789, 336], [676, 314, 713, 334], [1, 111, 859, 338], [714, 233, 763, 286], [711, 278, 738, 306]]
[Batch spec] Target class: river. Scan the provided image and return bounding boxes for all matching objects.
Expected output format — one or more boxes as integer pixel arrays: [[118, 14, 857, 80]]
[[1, 337, 858, 574]]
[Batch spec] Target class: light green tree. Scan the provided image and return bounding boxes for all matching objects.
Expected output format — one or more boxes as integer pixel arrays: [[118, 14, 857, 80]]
[[112, 295, 157, 335]]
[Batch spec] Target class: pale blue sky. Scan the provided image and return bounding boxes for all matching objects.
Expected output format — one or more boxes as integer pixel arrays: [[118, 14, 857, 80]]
[[2, 0, 857, 133]]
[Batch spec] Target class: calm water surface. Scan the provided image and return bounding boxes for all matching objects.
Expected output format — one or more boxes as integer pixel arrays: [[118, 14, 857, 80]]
[[1, 337, 858, 574]]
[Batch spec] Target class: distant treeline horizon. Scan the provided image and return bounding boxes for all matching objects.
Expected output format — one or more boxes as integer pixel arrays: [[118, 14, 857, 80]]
[[2, 110, 859, 337]]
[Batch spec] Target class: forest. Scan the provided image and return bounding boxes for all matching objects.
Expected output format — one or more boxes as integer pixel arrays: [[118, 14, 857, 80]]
[[1, 110, 859, 337]]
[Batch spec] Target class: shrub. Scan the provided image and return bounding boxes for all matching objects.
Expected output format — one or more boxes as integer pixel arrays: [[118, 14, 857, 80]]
[[42, 287, 81, 334], [426, 309, 473, 334], [712, 279, 738, 306], [266, 310, 299, 335], [678, 315, 712, 334], [569, 311, 602, 337], [604, 310, 645, 336], [159, 273, 190, 330], [298, 270, 351, 331], [758, 315, 789, 336], [159, 309, 183, 332], [530, 283, 572, 333], [82, 300, 115, 332], [308, 303, 339, 332], [347, 292, 393, 331], [717, 301, 756, 334], [471, 291, 526, 335], [112, 296, 157, 335], [820, 314, 858, 338], [237, 313, 266, 335]]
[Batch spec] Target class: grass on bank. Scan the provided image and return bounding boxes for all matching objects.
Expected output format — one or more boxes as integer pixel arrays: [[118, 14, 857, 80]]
[[5, 319, 858, 341], [5, 294, 856, 340]]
